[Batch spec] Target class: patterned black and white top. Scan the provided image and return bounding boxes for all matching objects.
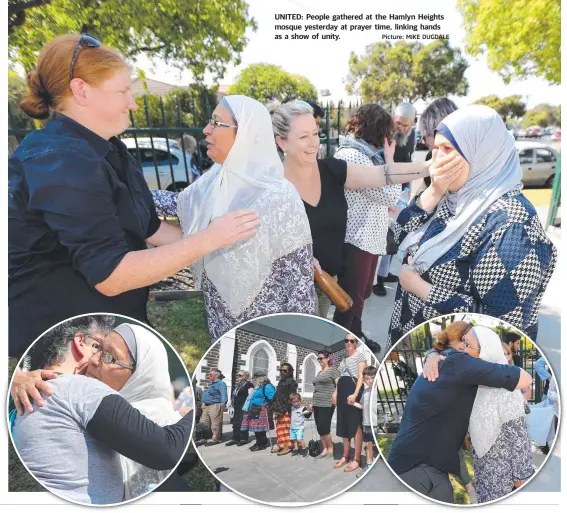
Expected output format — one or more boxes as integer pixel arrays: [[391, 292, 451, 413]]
[[151, 189, 317, 341], [333, 148, 401, 255], [201, 245, 316, 341], [388, 187, 557, 347], [472, 417, 534, 503]]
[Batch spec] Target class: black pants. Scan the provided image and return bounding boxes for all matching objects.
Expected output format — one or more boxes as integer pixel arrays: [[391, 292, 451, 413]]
[[254, 431, 268, 447], [313, 406, 335, 436], [232, 423, 249, 442], [398, 465, 454, 503]]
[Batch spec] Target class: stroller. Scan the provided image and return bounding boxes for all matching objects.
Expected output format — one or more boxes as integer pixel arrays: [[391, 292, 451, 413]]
[[392, 360, 418, 397]]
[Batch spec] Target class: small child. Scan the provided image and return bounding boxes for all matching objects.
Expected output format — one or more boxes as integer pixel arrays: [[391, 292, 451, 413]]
[[289, 392, 312, 457], [353, 366, 378, 475]]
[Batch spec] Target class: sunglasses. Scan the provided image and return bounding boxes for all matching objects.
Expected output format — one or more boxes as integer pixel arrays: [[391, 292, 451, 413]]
[[317, 357, 325, 361], [70, 34, 101, 81], [208, 118, 238, 130], [344, 338, 357, 345]]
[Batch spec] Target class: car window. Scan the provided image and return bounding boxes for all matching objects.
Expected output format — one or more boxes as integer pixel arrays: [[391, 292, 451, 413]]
[[535, 149, 555, 163], [518, 149, 534, 164]]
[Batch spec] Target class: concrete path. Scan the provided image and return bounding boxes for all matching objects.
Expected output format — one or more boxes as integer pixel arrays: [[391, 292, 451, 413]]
[[195, 415, 380, 503]]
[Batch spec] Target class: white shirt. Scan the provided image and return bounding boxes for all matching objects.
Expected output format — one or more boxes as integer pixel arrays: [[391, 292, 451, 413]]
[[334, 147, 401, 255]]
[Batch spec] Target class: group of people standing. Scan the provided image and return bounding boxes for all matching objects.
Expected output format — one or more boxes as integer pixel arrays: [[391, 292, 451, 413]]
[[8, 32, 556, 394], [197, 337, 377, 476]]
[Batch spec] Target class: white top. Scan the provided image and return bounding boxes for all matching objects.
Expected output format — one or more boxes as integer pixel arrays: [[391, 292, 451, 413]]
[[333, 148, 401, 255]]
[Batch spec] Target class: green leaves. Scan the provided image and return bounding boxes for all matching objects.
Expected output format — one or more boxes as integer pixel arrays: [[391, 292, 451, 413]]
[[474, 95, 527, 120], [457, 0, 560, 84], [228, 63, 318, 103], [345, 40, 469, 106], [8, 0, 256, 80]]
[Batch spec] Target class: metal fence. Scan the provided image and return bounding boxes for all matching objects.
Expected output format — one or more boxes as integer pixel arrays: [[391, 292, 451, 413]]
[[376, 340, 546, 426], [8, 96, 360, 192]]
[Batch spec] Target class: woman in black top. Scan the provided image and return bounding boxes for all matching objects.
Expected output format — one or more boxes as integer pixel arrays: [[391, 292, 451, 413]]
[[269, 100, 465, 318], [8, 34, 258, 357], [226, 370, 254, 446]]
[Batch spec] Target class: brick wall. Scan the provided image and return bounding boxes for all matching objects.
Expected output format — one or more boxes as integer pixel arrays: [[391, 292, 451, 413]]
[[198, 344, 220, 389]]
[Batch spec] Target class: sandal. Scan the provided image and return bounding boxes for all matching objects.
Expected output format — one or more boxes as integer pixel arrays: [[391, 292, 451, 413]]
[[344, 460, 360, 473], [334, 457, 349, 469]]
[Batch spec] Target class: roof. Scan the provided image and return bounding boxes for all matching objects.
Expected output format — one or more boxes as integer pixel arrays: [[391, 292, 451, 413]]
[[240, 315, 348, 353], [131, 78, 178, 97], [515, 141, 556, 151]]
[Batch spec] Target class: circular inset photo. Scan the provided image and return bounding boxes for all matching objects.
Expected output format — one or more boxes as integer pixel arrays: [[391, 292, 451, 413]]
[[7, 314, 195, 506], [192, 313, 379, 505], [375, 314, 560, 506]]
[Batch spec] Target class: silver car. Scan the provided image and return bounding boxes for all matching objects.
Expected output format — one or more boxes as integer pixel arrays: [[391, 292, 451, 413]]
[[516, 141, 559, 187], [122, 137, 198, 191]]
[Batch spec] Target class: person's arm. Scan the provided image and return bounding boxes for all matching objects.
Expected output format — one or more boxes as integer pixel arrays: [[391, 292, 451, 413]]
[[331, 377, 338, 406], [146, 221, 183, 246], [264, 384, 276, 401], [422, 350, 447, 382], [348, 359, 367, 405], [344, 143, 465, 191], [87, 394, 192, 471], [335, 151, 402, 204], [220, 382, 228, 409], [454, 353, 527, 390], [407, 221, 557, 337], [353, 402, 364, 410], [10, 368, 58, 415], [27, 153, 260, 297]]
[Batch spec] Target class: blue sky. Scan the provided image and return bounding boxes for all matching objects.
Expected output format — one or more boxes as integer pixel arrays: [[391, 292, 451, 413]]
[[134, 0, 561, 109]]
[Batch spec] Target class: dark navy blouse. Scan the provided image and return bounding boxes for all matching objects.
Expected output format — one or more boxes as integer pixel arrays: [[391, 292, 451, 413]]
[[9, 115, 161, 357]]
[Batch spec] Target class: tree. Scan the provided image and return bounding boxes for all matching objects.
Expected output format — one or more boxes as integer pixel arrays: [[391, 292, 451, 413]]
[[8, 69, 29, 127], [228, 64, 318, 103], [457, 0, 560, 84], [345, 40, 468, 106], [474, 95, 526, 120], [523, 104, 561, 128], [8, 0, 257, 80]]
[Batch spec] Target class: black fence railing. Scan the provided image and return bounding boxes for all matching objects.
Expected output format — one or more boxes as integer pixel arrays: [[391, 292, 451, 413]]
[[8, 96, 361, 192], [376, 343, 546, 425]]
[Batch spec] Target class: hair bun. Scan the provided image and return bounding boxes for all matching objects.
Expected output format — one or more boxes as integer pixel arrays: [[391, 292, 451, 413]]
[[20, 70, 51, 120]]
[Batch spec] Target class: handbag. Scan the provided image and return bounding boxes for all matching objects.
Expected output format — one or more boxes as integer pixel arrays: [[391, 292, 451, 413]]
[[307, 406, 322, 457], [386, 227, 399, 256], [314, 267, 353, 313]]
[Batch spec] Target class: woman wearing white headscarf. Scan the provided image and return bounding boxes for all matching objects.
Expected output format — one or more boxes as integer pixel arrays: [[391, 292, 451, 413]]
[[115, 323, 193, 499], [177, 95, 316, 340], [389, 105, 557, 347], [468, 326, 534, 502]]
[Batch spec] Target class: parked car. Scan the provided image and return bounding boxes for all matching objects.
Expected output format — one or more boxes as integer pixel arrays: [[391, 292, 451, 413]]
[[122, 137, 200, 191], [516, 141, 559, 187], [551, 129, 561, 141], [544, 127, 554, 136], [518, 129, 527, 138], [526, 126, 543, 138]]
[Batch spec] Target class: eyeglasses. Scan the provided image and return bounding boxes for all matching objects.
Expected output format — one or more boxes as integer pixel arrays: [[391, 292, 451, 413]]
[[207, 118, 238, 130], [464, 340, 481, 351], [70, 34, 101, 81], [344, 338, 357, 345], [317, 357, 325, 361], [91, 340, 135, 371]]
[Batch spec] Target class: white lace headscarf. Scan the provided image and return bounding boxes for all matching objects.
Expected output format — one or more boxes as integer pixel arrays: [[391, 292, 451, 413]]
[[116, 324, 186, 500], [177, 95, 312, 316], [468, 326, 525, 459]]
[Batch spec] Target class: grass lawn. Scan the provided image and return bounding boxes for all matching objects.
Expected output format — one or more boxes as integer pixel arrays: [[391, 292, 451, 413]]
[[147, 296, 210, 374], [377, 435, 473, 505]]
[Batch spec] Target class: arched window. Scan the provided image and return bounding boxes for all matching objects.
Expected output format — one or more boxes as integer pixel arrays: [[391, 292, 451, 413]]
[[303, 354, 318, 393], [251, 347, 270, 376]]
